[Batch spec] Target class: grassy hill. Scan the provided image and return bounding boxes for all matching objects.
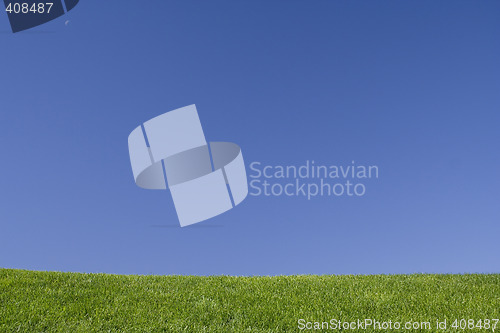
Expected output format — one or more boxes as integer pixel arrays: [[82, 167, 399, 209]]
[[1, 269, 499, 332]]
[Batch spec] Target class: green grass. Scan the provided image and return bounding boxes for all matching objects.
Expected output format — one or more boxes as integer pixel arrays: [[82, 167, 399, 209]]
[[1, 269, 499, 332]]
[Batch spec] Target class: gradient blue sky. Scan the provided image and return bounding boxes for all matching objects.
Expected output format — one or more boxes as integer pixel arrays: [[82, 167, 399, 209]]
[[1, 1, 499, 275]]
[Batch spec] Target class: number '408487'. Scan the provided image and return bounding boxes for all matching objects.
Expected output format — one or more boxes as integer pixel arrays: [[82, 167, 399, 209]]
[[5, 2, 54, 14]]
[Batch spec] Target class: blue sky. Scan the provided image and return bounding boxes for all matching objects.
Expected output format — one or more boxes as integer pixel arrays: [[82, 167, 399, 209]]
[[1, 1, 499, 275]]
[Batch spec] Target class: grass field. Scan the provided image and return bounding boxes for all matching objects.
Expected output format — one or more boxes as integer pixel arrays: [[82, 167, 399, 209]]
[[1, 269, 499, 332]]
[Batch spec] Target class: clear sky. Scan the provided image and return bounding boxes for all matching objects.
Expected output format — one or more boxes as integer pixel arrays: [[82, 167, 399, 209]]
[[1, 1, 499, 275]]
